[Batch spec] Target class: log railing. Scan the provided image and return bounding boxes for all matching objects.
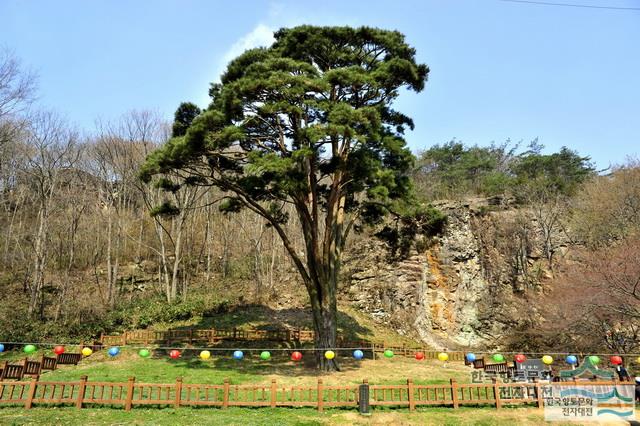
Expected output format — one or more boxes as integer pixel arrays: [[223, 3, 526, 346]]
[[0, 376, 626, 412]]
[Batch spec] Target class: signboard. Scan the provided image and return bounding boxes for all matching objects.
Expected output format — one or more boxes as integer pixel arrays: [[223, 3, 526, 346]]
[[515, 359, 548, 380]]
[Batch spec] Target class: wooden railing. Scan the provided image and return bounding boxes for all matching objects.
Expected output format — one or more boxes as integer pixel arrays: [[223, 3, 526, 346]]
[[0, 376, 626, 412]]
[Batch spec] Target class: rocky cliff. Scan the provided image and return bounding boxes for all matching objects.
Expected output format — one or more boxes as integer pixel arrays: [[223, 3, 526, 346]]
[[342, 197, 565, 350]]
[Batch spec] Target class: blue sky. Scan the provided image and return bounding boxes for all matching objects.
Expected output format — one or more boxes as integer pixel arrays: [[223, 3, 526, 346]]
[[2, 0, 639, 169]]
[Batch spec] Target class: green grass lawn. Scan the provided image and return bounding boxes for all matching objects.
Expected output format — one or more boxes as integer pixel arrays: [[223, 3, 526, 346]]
[[4, 346, 472, 385], [0, 406, 553, 426], [0, 350, 596, 425]]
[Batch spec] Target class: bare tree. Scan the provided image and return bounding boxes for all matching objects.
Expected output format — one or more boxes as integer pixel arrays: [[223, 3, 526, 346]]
[[0, 48, 37, 150], [18, 111, 80, 317]]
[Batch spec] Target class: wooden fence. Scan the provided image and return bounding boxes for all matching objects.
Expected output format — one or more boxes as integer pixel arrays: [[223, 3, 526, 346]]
[[100, 328, 466, 361], [0, 376, 626, 412]]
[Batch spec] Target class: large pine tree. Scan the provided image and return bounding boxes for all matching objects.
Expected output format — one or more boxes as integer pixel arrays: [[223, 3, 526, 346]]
[[141, 26, 432, 369]]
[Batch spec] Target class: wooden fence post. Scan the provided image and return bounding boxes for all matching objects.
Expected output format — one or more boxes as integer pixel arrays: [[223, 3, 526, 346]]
[[121, 333, 126, 346], [223, 379, 229, 409], [450, 379, 459, 409], [125, 376, 135, 411], [76, 375, 87, 409], [407, 378, 415, 411], [270, 379, 277, 408], [174, 377, 183, 408], [534, 379, 543, 409], [492, 378, 502, 410], [371, 343, 376, 361], [24, 377, 38, 409], [317, 378, 324, 412]]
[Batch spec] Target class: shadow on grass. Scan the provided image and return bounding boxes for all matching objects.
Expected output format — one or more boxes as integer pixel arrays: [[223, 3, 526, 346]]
[[145, 349, 373, 378], [169, 304, 372, 343]]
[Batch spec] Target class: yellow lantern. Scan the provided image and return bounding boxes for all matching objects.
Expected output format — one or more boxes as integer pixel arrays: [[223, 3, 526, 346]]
[[438, 352, 449, 362], [542, 355, 553, 365], [199, 350, 211, 360], [81, 347, 93, 357], [324, 350, 335, 360]]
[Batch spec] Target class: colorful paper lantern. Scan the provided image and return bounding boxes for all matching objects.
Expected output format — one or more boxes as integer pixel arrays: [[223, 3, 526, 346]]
[[383, 349, 394, 358], [169, 350, 181, 359], [542, 355, 553, 365], [81, 347, 93, 357], [24, 344, 36, 354], [54, 345, 65, 355], [636, 356, 640, 364], [353, 350, 364, 360], [233, 350, 244, 360], [565, 355, 578, 365], [610, 355, 622, 365], [438, 352, 449, 362], [139, 349, 151, 358], [199, 350, 211, 360], [588, 355, 600, 366], [260, 351, 271, 360], [0, 343, 4, 352], [492, 354, 504, 363], [514, 354, 527, 363], [415, 352, 425, 361], [465, 353, 476, 362], [108, 347, 120, 357], [291, 351, 302, 361], [324, 350, 335, 360]]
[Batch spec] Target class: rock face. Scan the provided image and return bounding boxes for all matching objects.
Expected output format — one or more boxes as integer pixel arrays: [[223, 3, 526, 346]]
[[342, 197, 564, 349]]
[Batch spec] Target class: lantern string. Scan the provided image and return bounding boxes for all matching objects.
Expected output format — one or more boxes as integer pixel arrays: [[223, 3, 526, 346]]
[[0, 341, 639, 357]]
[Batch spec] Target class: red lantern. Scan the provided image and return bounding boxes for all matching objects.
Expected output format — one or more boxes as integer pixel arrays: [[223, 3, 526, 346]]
[[169, 350, 181, 359], [415, 352, 425, 361], [53, 345, 65, 355], [291, 351, 302, 361], [514, 354, 527, 363], [610, 355, 622, 365]]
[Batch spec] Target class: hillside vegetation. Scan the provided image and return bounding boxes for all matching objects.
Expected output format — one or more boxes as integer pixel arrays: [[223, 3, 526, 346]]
[[1, 47, 639, 357]]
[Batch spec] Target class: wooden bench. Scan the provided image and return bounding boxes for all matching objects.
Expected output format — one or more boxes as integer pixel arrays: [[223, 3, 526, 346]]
[[472, 358, 485, 369], [56, 353, 82, 365], [23, 358, 42, 377], [0, 361, 25, 380], [40, 355, 58, 371]]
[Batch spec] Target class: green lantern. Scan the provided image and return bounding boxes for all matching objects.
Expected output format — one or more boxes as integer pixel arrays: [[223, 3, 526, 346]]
[[588, 355, 600, 365], [492, 354, 505, 362], [260, 351, 271, 360], [23, 344, 36, 354], [138, 349, 151, 358], [383, 349, 394, 358]]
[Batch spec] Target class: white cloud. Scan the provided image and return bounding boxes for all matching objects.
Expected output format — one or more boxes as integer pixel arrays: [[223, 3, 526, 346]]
[[219, 24, 276, 73]]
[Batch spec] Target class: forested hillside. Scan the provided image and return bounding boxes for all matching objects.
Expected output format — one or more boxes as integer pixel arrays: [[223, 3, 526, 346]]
[[1, 47, 638, 355]]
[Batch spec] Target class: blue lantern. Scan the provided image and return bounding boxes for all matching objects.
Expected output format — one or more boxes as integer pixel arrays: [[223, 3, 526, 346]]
[[466, 353, 476, 362], [108, 347, 120, 357], [566, 355, 578, 365], [0, 343, 5, 352], [233, 350, 244, 360], [353, 350, 364, 360]]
